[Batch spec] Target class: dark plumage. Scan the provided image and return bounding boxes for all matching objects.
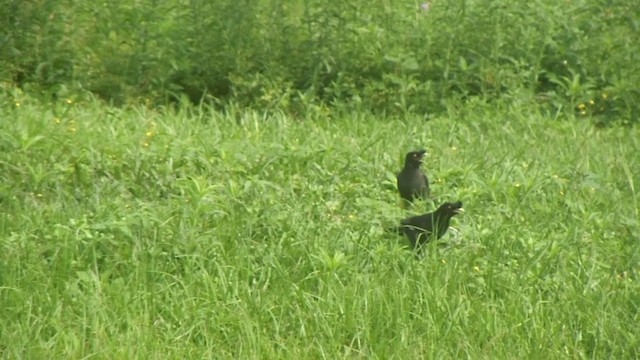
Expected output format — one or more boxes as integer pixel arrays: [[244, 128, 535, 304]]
[[398, 201, 464, 250], [397, 149, 430, 203]]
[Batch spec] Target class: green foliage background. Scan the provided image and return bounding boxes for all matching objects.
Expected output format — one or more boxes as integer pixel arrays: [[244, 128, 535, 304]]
[[1, 0, 639, 122]]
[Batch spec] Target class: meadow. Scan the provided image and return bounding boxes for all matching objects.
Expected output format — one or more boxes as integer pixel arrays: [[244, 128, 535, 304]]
[[1, 94, 639, 358], [1, 0, 639, 357]]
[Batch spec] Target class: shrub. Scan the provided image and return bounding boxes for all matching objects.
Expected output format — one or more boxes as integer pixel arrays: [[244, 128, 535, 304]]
[[1, 0, 637, 123]]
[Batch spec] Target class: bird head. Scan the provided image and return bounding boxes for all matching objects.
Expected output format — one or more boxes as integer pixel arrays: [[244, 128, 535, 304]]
[[437, 201, 465, 216], [404, 149, 427, 167]]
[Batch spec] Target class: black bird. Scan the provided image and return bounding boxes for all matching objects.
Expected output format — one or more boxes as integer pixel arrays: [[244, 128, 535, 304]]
[[397, 149, 430, 204], [398, 201, 464, 250]]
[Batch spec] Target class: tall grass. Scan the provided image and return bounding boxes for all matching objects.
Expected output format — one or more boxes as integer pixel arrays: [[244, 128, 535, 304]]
[[1, 94, 639, 357]]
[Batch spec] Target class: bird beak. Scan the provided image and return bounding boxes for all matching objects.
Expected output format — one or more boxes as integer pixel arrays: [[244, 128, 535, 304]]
[[454, 207, 465, 214]]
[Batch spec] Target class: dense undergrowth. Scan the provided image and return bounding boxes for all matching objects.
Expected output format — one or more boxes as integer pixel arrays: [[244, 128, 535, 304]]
[[1, 0, 639, 123]]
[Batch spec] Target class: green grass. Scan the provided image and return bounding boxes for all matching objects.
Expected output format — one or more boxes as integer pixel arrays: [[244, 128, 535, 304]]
[[1, 96, 639, 358]]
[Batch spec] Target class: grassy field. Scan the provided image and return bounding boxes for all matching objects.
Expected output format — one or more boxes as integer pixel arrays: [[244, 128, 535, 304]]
[[1, 96, 639, 358]]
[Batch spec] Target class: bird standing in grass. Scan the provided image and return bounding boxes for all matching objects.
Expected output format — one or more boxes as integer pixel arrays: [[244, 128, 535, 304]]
[[397, 149, 430, 204], [398, 201, 464, 251]]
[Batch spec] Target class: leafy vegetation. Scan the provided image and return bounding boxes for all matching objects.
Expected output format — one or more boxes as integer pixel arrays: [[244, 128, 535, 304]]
[[1, 0, 639, 357], [1, 93, 639, 357], [1, 0, 639, 123]]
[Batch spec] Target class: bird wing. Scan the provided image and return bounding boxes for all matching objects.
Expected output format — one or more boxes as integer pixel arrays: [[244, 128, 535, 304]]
[[400, 214, 434, 247], [420, 172, 430, 197]]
